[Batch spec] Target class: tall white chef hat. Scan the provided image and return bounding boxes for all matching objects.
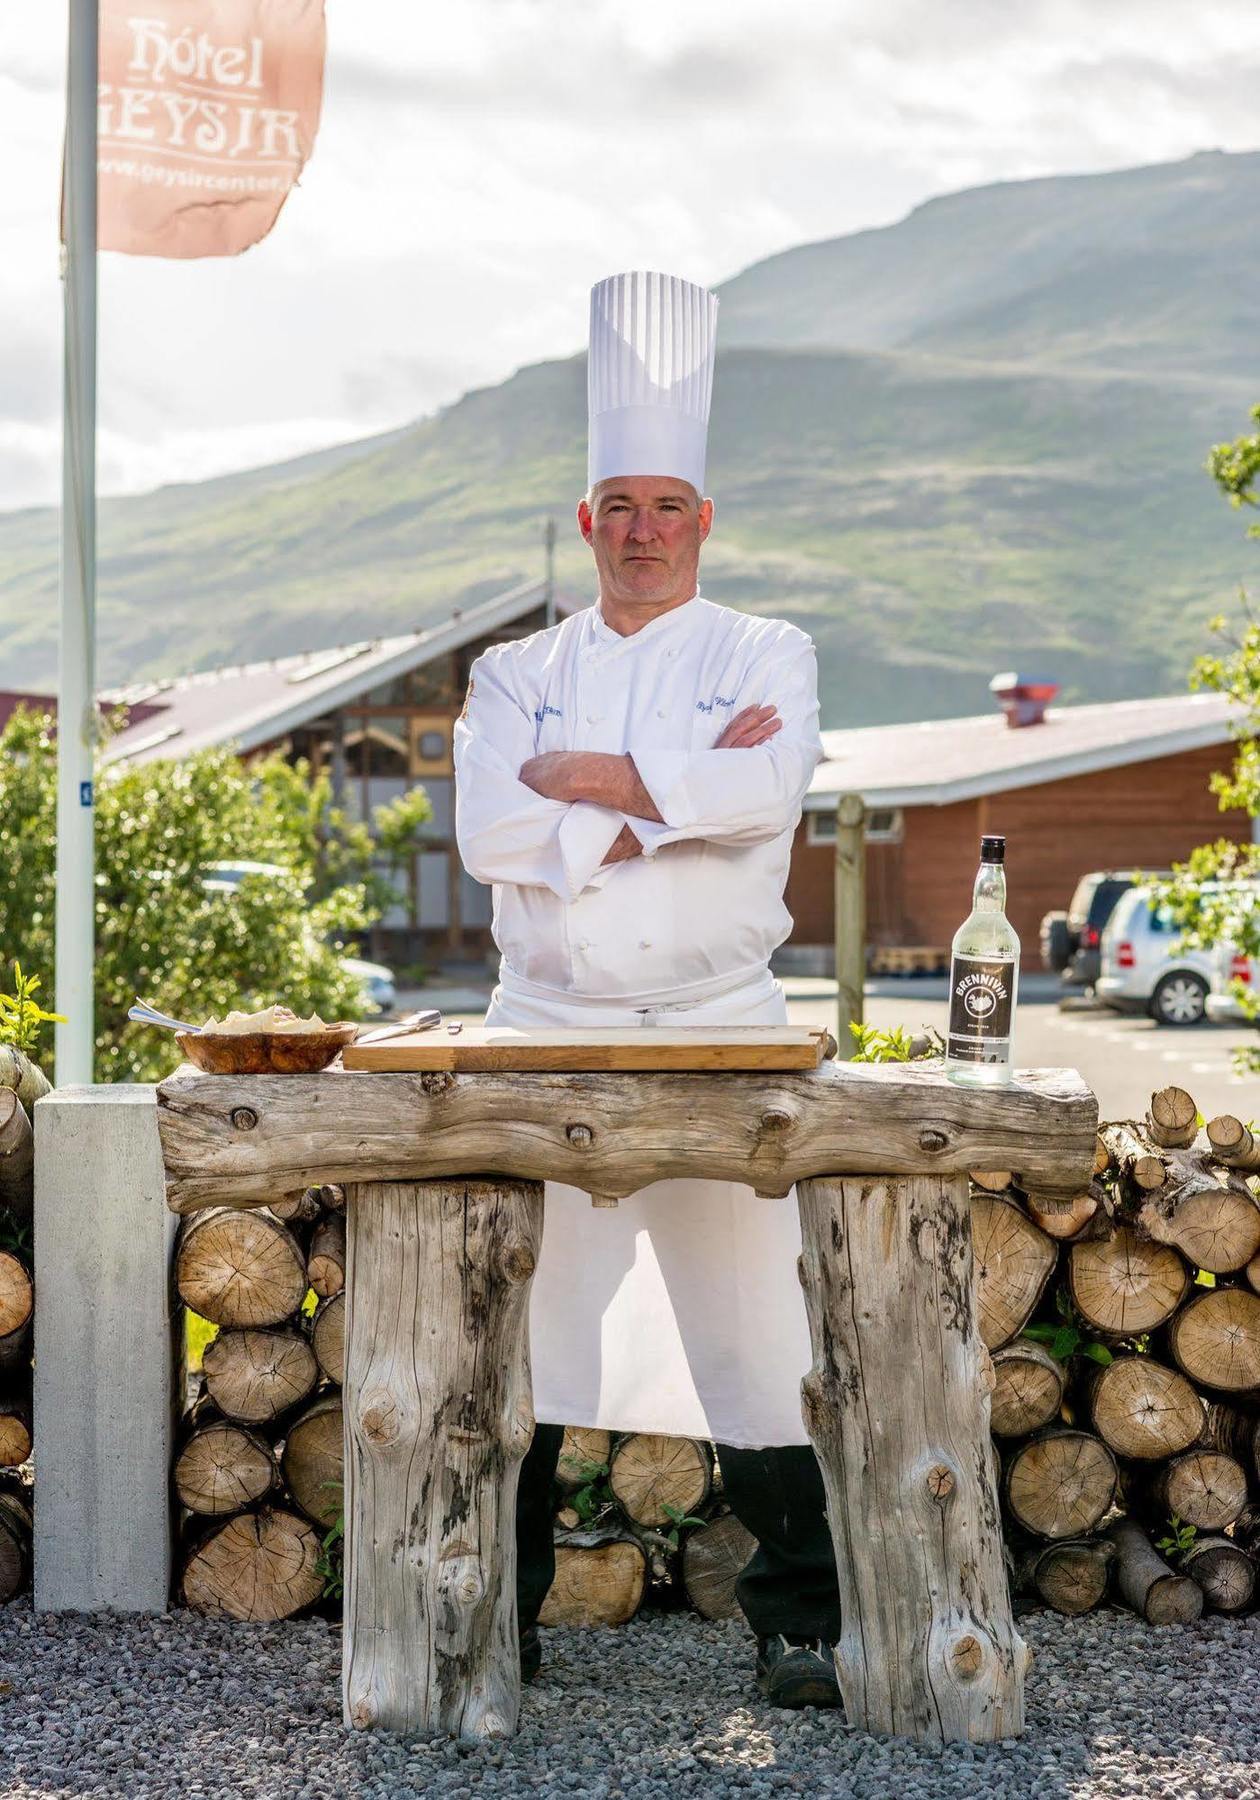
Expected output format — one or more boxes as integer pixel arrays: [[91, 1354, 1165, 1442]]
[[587, 270, 719, 495]]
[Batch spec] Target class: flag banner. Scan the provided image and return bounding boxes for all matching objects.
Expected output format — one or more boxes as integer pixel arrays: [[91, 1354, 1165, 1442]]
[[96, 1, 325, 257]]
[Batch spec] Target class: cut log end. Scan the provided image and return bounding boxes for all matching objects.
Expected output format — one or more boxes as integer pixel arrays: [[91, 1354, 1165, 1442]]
[[538, 1531, 648, 1627], [1070, 1226, 1188, 1337], [608, 1434, 712, 1528], [971, 1195, 1057, 1350], [181, 1508, 324, 1620], [1004, 1431, 1117, 1540]]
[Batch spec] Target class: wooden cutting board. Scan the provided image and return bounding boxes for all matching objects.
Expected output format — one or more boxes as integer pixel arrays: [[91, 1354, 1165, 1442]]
[[342, 1025, 835, 1073]]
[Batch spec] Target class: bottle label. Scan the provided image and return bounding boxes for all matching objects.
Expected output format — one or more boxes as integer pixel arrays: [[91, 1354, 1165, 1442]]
[[948, 956, 1015, 1063]]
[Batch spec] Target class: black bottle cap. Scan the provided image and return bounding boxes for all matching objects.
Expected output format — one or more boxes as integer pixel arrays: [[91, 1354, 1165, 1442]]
[[980, 834, 1006, 862]]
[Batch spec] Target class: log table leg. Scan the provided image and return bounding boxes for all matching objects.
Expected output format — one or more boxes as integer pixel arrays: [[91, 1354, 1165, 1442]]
[[342, 1177, 543, 1739], [796, 1172, 1026, 1743]]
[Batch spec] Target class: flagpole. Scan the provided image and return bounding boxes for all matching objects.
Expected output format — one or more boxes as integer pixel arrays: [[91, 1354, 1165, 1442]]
[[55, 0, 99, 1086]]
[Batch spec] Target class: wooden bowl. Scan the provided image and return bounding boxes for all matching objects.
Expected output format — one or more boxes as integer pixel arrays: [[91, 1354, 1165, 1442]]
[[174, 1023, 358, 1075]]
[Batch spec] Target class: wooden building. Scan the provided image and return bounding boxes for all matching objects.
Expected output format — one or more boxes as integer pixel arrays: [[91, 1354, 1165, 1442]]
[[98, 579, 561, 964], [788, 682, 1251, 972]]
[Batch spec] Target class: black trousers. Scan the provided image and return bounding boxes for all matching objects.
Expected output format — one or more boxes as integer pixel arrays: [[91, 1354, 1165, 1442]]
[[516, 1423, 842, 1643]]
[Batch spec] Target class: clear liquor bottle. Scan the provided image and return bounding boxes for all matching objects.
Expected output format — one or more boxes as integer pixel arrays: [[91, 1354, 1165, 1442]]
[[945, 834, 1020, 1087]]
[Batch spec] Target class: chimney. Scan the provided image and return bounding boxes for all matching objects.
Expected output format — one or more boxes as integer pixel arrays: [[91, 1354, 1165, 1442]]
[[989, 671, 1059, 729]]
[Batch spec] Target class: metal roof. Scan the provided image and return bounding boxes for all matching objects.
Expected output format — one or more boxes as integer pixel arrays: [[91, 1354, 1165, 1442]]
[[806, 690, 1239, 809], [101, 579, 551, 767]]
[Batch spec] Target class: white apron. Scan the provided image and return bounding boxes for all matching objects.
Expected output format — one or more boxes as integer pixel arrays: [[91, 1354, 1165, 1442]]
[[484, 965, 813, 1449]]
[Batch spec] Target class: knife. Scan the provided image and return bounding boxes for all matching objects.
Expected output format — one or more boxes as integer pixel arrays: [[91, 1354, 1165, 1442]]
[[353, 1008, 443, 1047]]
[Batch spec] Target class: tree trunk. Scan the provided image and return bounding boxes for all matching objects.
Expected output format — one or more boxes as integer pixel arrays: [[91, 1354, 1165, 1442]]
[[1169, 1287, 1260, 1391], [1099, 1122, 1167, 1192], [1134, 1159, 1260, 1274], [608, 1435, 713, 1528], [970, 1194, 1058, 1350], [797, 1170, 1026, 1744], [1106, 1519, 1203, 1625], [554, 1425, 612, 1491], [1146, 1086, 1198, 1150], [1203, 1402, 1260, 1481], [0, 1253, 33, 1340], [0, 1047, 50, 1114], [1069, 1226, 1189, 1335], [306, 1213, 347, 1300], [538, 1526, 648, 1627], [0, 1488, 32, 1603], [1179, 1536, 1256, 1614], [1089, 1355, 1203, 1462], [1003, 1430, 1118, 1540], [311, 1291, 345, 1386], [0, 1322, 30, 1380], [0, 1090, 34, 1225], [201, 1327, 318, 1424], [181, 1506, 324, 1619], [969, 1169, 1014, 1192], [1025, 1188, 1099, 1241], [268, 1187, 326, 1224], [173, 1414, 279, 1516], [176, 1208, 308, 1329], [0, 1397, 32, 1469], [342, 1177, 541, 1740], [1206, 1114, 1260, 1172], [988, 1338, 1066, 1438], [1246, 1249, 1260, 1297], [1014, 1537, 1115, 1616], [681, 1511, 756, 1621], [281, 1392, 344, 1527], [1150, 1450, 1248, 1532]]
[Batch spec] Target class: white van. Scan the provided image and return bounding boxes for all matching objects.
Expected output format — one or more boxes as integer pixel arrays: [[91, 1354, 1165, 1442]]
[[1096, 886, 1217, 1025]]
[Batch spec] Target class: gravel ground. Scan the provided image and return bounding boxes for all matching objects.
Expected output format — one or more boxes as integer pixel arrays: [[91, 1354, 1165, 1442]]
[[0, 1603, 1257, 1800]]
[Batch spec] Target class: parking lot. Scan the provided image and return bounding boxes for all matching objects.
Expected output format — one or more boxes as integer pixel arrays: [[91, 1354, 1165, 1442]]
[[784, 974, 1260, 1123]]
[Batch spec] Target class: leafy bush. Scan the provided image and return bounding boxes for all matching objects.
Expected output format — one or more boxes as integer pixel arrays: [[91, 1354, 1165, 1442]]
[[0, 705, 431, 1081]]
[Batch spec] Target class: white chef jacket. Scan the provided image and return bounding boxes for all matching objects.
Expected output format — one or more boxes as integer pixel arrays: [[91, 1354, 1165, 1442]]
[[453, 594, 823, 1004], [453, 592, 824, 1447]]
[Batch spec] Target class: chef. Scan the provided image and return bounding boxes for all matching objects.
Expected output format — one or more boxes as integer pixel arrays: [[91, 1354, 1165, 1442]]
[[454, 270, 841, 1709]]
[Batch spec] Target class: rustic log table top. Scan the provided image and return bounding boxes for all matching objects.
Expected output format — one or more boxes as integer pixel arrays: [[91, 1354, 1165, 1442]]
[[156, 1059, 1097, 1747]]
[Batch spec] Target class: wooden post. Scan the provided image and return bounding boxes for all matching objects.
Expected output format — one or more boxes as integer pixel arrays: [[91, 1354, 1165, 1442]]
[[342, 1177, 542, 1739], [833, 792, 865, 1059], [796, 1170, 1026, 1742]]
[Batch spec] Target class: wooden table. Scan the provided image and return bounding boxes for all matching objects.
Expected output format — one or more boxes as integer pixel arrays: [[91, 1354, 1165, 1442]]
[[156, 1058, 1096, 1746]]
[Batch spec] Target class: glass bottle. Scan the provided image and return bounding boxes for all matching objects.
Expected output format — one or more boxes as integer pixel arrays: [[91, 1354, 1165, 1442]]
[[946, 834, 1020, 1087]]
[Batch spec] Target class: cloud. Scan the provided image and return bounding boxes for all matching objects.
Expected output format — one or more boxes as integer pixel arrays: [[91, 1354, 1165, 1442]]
[[3, 0, 1260, 511]]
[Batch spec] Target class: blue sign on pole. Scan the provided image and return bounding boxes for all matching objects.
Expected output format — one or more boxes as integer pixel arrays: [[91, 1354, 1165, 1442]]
[[80, 779, 93, 807]]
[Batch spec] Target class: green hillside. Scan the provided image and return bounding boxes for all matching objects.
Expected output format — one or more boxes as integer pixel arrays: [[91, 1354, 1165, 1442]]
[[1, 148, 1257, 725]]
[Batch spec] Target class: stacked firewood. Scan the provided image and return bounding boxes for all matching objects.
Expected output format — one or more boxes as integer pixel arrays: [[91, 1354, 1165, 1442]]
[[0, 1050, 46, 1605], [539, 1426, 756, 1627], [174, 1185, 346, 1620], [978, 1085, 1260, 1623]]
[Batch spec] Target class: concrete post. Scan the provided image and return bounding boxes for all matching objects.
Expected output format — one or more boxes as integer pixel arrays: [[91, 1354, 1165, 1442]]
[[33, 1085, 178, 1612]]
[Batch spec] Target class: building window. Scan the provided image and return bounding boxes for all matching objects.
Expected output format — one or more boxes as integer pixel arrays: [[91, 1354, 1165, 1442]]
[[806, 806, 903, 846]]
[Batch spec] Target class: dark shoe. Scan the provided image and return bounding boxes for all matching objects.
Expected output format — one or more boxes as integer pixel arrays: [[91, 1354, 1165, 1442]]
[[756, 1635, 843, 1710], [520, 1624, 542, 1684]]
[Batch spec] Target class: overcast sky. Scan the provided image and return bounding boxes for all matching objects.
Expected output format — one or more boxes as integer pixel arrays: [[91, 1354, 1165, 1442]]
[[2, 0, 1259, 513]]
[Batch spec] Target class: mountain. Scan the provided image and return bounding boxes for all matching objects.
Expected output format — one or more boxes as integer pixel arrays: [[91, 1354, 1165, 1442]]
[[1, 148, 1257, 725]]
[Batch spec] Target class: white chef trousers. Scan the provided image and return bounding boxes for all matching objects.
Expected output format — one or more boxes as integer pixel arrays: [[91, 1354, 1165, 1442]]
[[484, 965, 813, 1449]]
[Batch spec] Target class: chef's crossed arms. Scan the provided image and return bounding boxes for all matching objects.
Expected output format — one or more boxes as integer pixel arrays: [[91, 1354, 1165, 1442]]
[[517, 702, 784, 867]]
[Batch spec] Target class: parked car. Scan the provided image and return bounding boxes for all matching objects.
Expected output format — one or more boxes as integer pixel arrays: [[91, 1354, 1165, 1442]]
[[1205, 892, 1260, 1025], [1097, 885, 1218, 1024], [1041, 869, 1172, 992], [201, 861, 396, 1014]]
